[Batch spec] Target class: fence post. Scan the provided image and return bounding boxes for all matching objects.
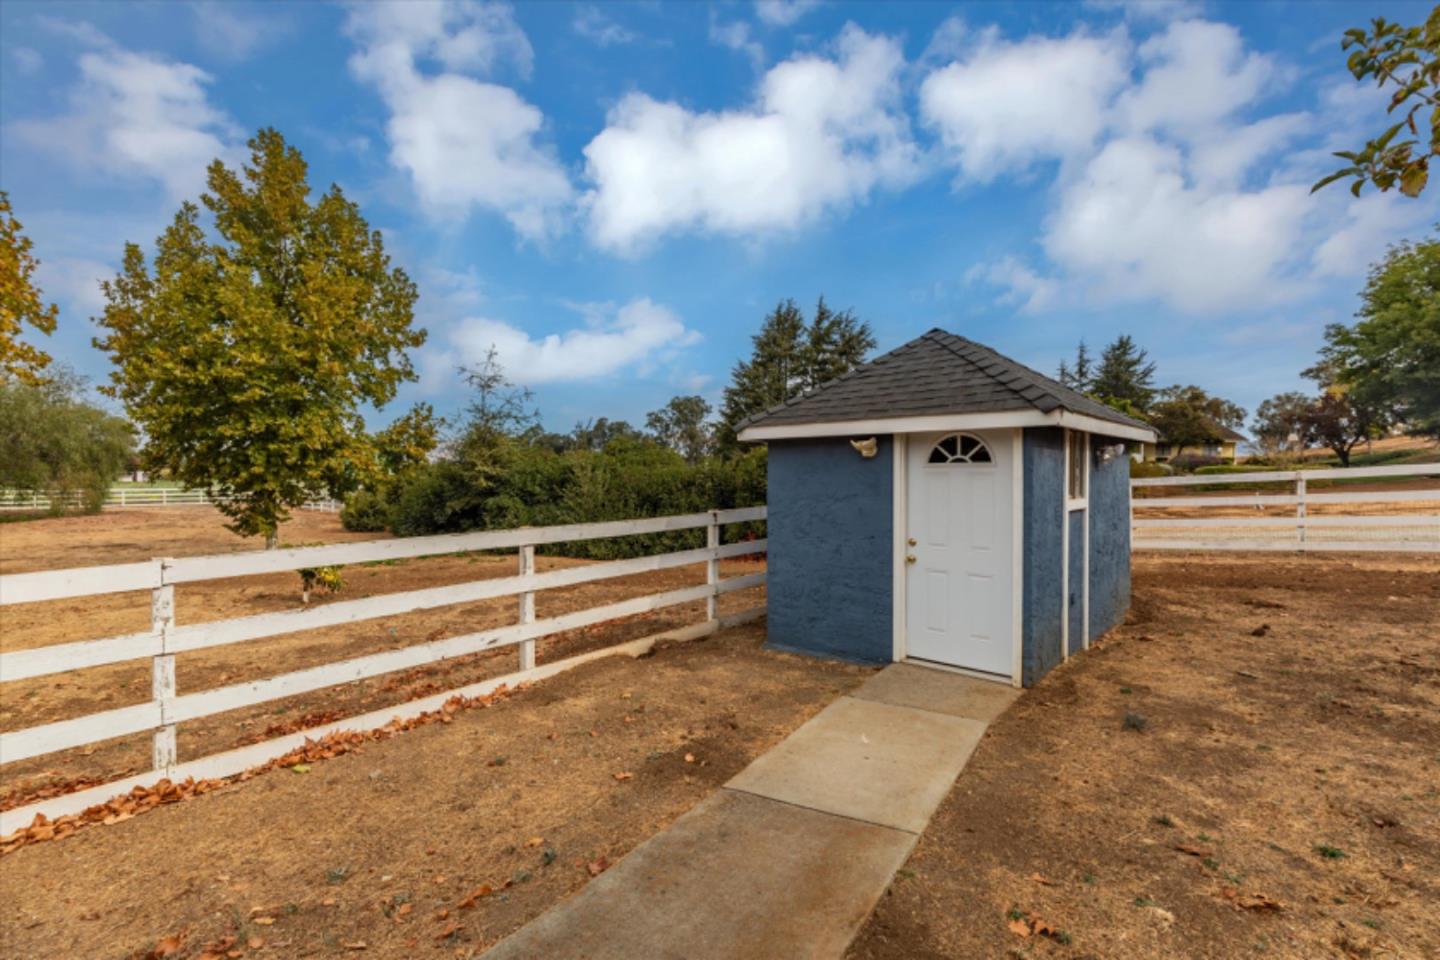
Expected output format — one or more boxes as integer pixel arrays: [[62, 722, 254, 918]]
[[1295, 473, 1307, 550], [707, 512, 720, 623], [518, 544, 536, 671], [151, 558, 177, 774]]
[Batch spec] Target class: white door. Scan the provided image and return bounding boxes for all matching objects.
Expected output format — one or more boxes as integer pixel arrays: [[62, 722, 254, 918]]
[[905, 430, 1014, 675]]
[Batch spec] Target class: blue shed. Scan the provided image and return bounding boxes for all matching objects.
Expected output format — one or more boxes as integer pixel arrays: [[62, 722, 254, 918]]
[[737, 328, 1158, 687]]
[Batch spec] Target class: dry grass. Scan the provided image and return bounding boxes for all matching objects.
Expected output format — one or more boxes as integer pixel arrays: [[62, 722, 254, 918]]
[[851, 551, 1440, 960]]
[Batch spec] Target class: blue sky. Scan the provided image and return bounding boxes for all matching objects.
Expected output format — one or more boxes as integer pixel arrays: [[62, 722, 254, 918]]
[[2, 0, 1436, 434]]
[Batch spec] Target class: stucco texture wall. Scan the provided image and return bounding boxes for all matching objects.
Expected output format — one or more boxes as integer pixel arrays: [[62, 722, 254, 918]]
[[1067, 509, 1085, 656], [1022, 427, 1064, 686], [1087, 434, 1132, 642], [765, 436, 894, 664]]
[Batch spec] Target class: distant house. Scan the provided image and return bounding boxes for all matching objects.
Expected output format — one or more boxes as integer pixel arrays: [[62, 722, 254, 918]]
[[1134, 420, 1247, 464]]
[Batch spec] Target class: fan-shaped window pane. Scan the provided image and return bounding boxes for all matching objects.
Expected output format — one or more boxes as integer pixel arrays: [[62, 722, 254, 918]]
[[927, 433, 992, 465]]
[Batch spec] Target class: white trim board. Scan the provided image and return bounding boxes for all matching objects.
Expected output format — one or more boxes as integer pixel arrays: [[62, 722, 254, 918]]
[[739, 409, 1155, 444]]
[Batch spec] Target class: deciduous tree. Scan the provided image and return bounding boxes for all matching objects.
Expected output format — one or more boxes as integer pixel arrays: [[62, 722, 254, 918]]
[[1315, 230, 1440, 437], [1252, 391, 1317, 452], [0, 191, 58, 385], [1147, 385, 1246, 463], [646, 395, 713, 463], [96, 129, 425, 546], [0, 367, 134, 512]]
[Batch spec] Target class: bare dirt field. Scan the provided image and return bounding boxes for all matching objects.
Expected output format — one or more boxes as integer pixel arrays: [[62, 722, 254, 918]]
[[0, 507, 766, 808], [851, 552, 1440, 960], [1, 621, 868, 959]]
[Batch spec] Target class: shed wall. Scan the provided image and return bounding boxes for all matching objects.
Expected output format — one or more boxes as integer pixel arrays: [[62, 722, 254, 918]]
[[766, 437, 894, 663], [1087, 434, 1132, 641], [1021, 427, 1064, 685]]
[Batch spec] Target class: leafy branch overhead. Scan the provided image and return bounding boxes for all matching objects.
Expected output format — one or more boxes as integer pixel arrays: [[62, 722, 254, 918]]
[[0, 191, 58, 385], [1313, 10, 1440, 198]]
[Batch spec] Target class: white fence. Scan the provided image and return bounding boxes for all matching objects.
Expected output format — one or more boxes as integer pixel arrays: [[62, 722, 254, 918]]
[[1131, 464, 1440, 552], [0, 507, 767, 832], [0, 487, 341, 512]]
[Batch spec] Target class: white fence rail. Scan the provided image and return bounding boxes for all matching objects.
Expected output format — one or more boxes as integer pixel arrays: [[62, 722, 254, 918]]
[[0, 507, 767, 832], [0, 487, 341, 512], [1131, 464, 1440, 552]]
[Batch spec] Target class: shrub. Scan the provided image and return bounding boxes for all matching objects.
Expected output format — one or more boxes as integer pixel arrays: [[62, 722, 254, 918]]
[[340, 488, 394, 532], [1129, 459, 1170, 479], [1168, 453, 1223, 473], [1193, 464, 1280, 475]]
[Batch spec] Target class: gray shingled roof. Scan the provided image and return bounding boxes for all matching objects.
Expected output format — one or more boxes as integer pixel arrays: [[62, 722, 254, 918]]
[[737, 328, 1153, 435]]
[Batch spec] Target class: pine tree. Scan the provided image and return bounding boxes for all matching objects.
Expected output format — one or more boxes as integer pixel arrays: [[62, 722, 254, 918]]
[[1056, 341, 1093, 392], [1090, 335, 1157, 417], [718, 297, 875, 449]]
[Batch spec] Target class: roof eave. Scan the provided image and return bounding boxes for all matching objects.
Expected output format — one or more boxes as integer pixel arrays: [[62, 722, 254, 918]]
[[737, 408, 1158, 444]]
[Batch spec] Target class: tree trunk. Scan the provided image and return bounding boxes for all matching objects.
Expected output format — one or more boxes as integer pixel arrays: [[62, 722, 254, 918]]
[[265, 530, 279, 550]]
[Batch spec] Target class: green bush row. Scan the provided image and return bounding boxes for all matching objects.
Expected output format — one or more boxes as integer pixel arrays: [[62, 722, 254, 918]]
[[342, 439, 768, 559]]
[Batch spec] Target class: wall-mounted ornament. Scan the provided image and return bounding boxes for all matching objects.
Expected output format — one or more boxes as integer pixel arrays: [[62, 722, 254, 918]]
[[1095, 442, 1126, 464], [850, 437, 878, 458]]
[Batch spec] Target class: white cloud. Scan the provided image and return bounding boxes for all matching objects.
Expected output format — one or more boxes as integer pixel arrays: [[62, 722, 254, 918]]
[[1116, 19, 1285, 138], [11, 46, 43, 75], [755, 0, 821, 27], [449, 298, 701, 383], [346, 1, 573, 240], [572, 6, 639, 47], [190, 2, 293, 62], [709, 16, 765, 69], [13, 39, 241, 199], [965, 257, 1060, 313], [1043, 136, 1311, 311], [1083, 0, 1204, 23], [583, 25, 920, 253], [920, 28, 1130, 182], [34, 256, 113, 316], [1311, 191, 1434, 278]]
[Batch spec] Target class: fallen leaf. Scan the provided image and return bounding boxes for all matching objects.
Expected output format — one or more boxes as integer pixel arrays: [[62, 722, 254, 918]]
[[1174, 844, 1212, 858], [612, 772, 633, 782], [252, 917, 275, 926], [525, 837, 544, 847], [434, 908, 449, 921], [684, 753, 695, 764], [343, 942, 367, 951], [1007, 918, 1031, 938], [587, 858, 610, 877], [1028, 873, 1054, 886], [290, 764, 311, 774], [151, 933, 186, 958], [457, 886, 493, 909], [247, 936, 265, 949], [433, 921, 462, 941]]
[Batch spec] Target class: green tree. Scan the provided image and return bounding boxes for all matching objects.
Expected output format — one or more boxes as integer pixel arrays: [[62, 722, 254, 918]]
[[718, 296, 875, 448], [570, 417, 645, 452], [0, 368, 134, 513], [1314, 9, 1439, 198], [96, 129, 425, 546], [453, 346, 539, 488], [1252, 391, 1317, 452], [374, 403, 441, 478], [1148, 385, 1247, 463], [1056, 340, 1093, 393], [0, 191, 58, 385], [1315, 231, 1440, 437], [646, 394, 713, 464], [1090, 335, 1157, 417], [1299, 386, 1387, 467]]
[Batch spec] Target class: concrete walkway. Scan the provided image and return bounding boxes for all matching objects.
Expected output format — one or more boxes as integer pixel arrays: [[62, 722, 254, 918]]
[[484, 662, 1019, 960]]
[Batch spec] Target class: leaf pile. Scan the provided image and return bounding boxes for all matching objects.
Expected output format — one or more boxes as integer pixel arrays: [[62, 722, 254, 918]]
[[1, 684, 521, 856]]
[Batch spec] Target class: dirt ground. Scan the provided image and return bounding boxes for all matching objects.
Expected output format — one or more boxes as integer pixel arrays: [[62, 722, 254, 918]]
[[0, 508, 765, 808], [850, 552, 1440, 960], [0, 622, 869, 959]]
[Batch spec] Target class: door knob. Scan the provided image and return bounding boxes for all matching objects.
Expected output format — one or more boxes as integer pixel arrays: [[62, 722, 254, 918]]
[[906, 554, 917, 564], [907, 537, 917, 546]]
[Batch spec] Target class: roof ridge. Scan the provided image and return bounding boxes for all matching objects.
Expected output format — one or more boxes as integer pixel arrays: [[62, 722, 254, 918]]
[[921, 329, 1052, 414]]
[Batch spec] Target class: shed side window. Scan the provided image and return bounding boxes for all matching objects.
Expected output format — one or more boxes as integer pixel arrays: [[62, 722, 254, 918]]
[[928, 433, 992, 465], [1067, 431, 1086, 501]]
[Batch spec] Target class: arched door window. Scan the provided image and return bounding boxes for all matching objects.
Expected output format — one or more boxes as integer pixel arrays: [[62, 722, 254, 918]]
[[927, 433, 992, 465]]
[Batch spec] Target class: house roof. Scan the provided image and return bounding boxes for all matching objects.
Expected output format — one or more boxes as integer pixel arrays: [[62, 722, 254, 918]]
[[1208, 420, 1249, 443], [736, 328, 1156, 440]]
